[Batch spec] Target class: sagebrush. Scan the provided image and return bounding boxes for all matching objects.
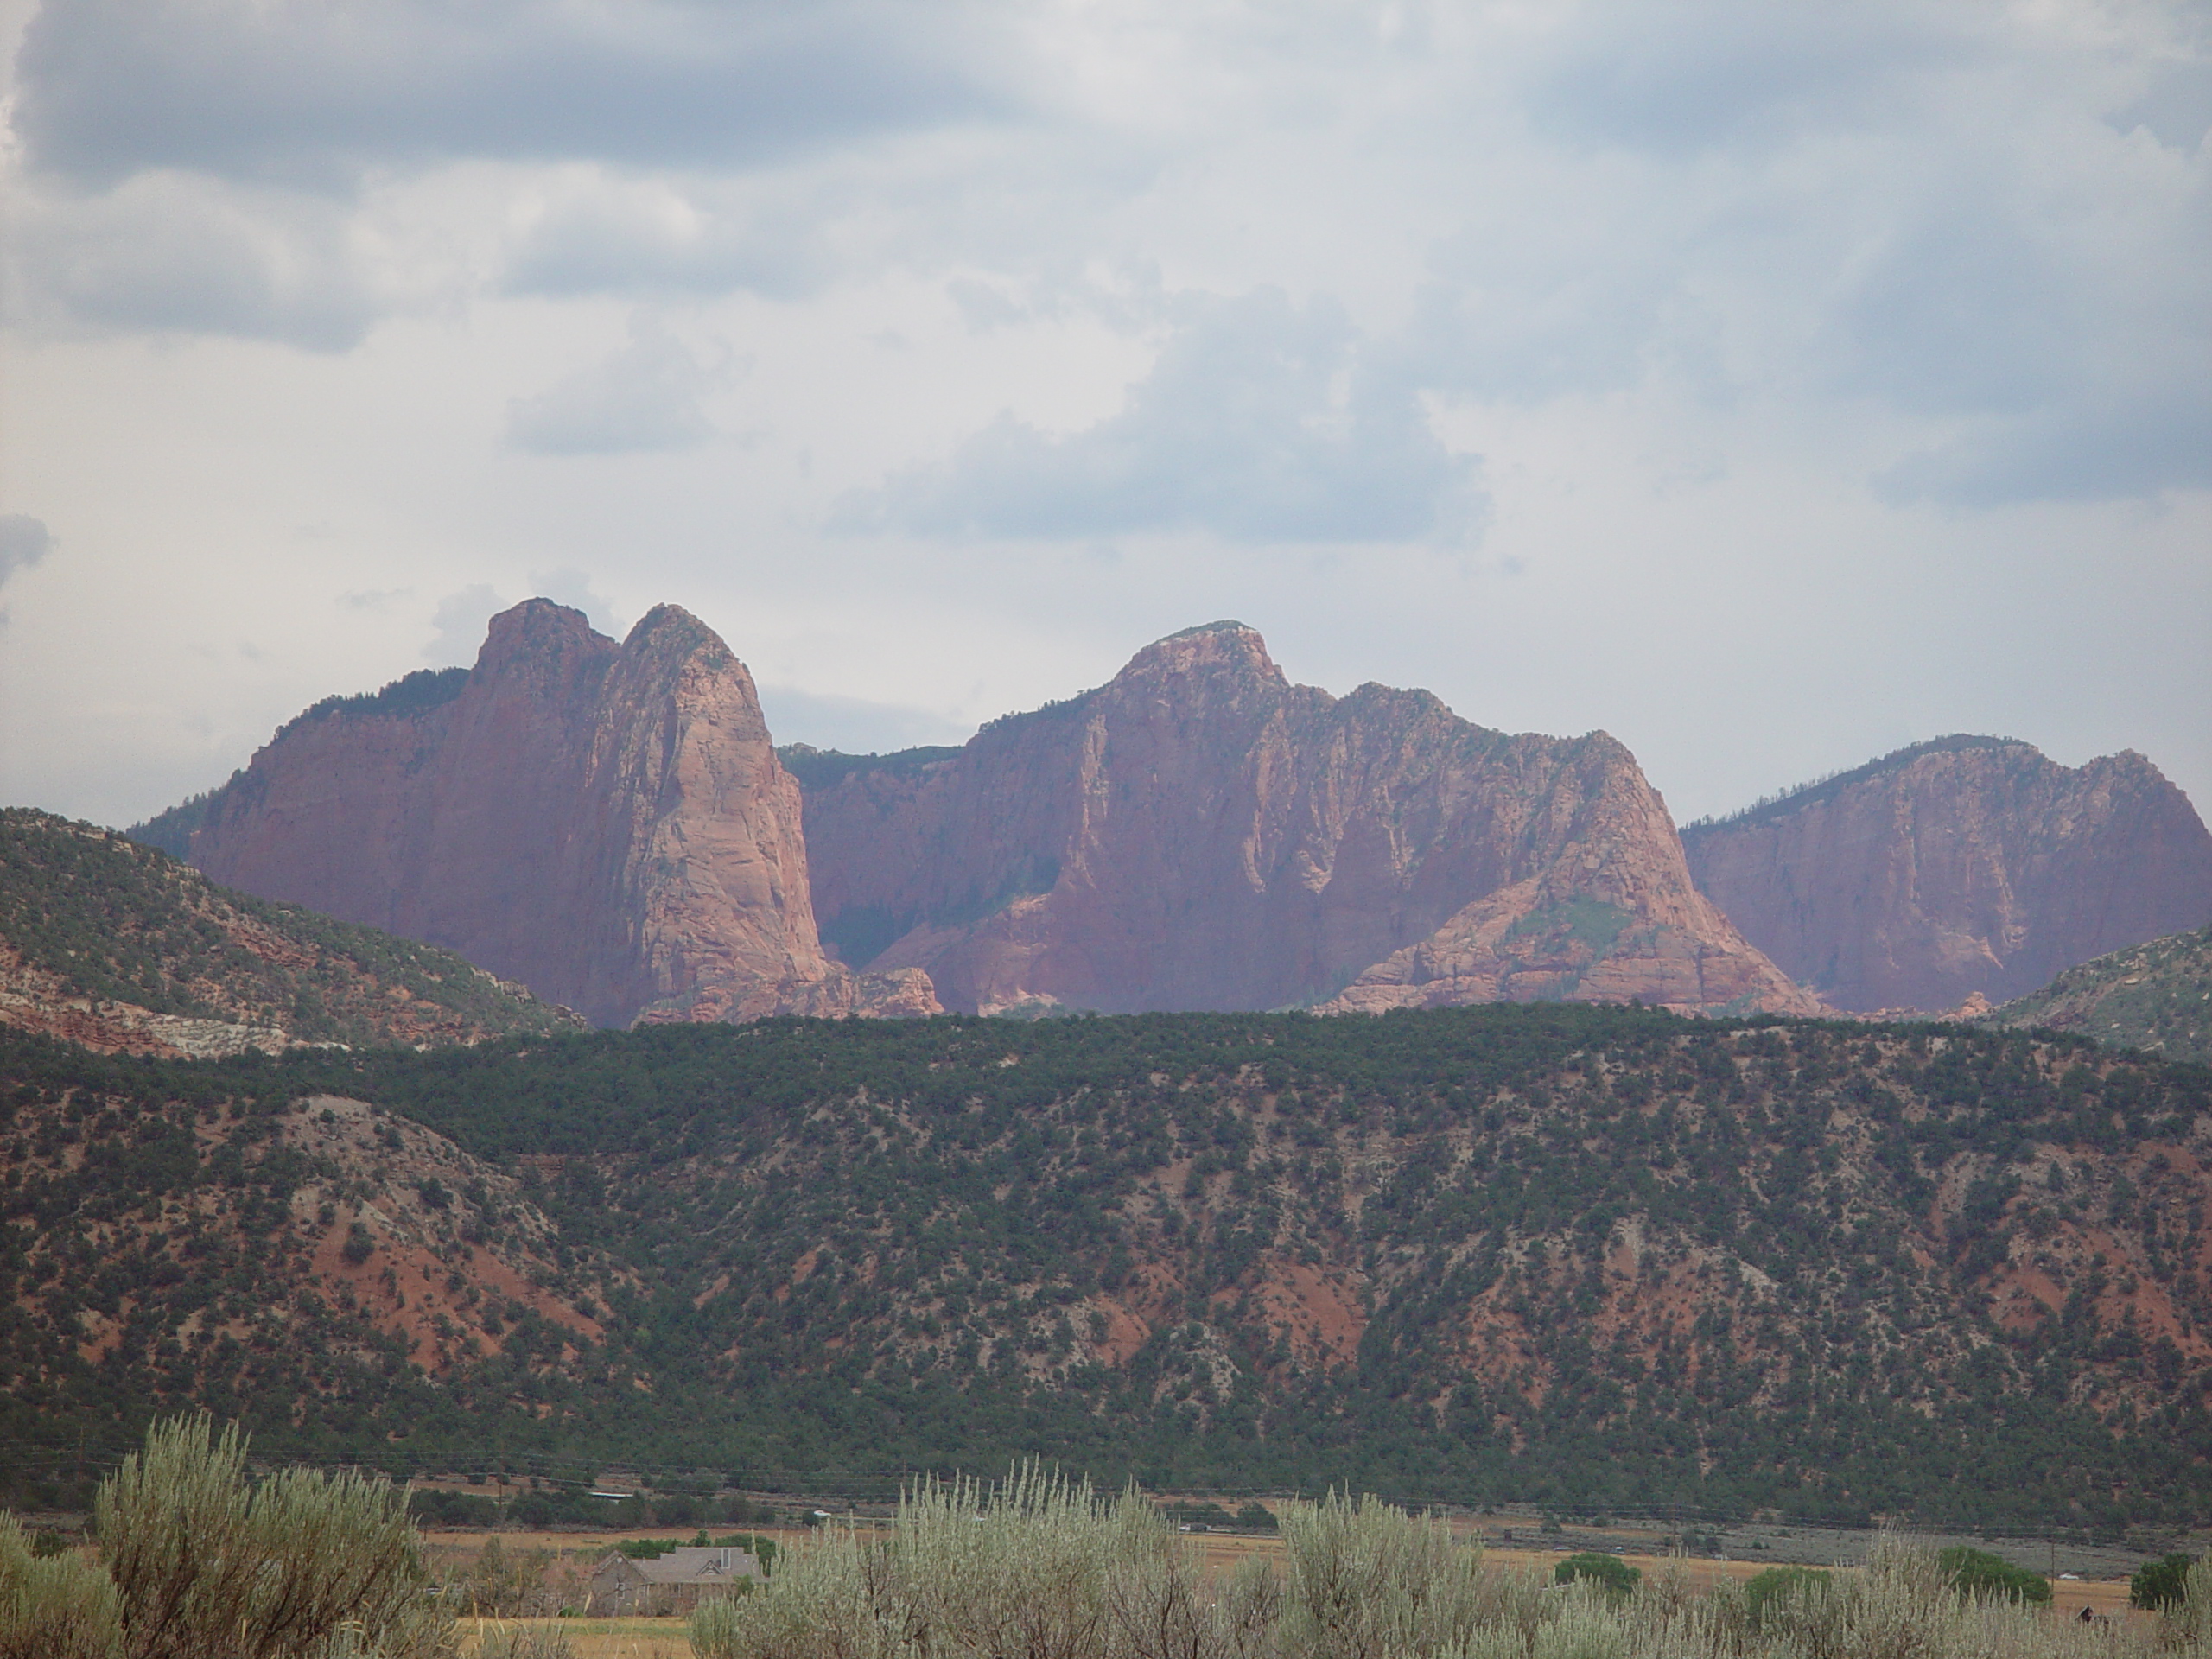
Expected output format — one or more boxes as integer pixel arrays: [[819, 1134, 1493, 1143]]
[[694, 1480, 2175, 1659], [0, 1416, 454, 1659]]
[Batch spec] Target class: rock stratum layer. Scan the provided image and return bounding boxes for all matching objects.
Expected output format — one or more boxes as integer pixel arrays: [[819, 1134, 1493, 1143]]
[[798, 623, 1815, 1017], [1681, 737, 2212, 1015], [0, 808, 580, 1056], [141, 601, 934, 1027]]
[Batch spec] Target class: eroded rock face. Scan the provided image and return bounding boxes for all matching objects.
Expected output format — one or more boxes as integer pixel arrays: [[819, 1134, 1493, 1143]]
[[1681, 738, 2212, 1014], [799, 622, 1816, 1016], [179, 601, 935, 1026]]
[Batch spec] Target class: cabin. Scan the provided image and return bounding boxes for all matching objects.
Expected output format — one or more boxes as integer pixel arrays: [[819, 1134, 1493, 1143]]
[[588, 1546, 762, 1616]]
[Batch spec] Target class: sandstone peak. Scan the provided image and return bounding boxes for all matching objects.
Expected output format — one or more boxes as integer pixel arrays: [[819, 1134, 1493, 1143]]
[[472, 596, 613, 677], [1114, 620, 1283, 689], [1683, 735, 2212, 1012], [156, 599, 938, 1027], [622, 601, 725, 656], [799, 642, 1813, 1017]]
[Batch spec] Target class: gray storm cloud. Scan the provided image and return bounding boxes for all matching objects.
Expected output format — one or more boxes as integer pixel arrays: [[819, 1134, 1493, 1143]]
[[844, 290, 1486, 544], [6, 0, 2203, 505], [0, 516, 54, 583], [423, 586, 506, 667], [11, 0, 1021, 188]]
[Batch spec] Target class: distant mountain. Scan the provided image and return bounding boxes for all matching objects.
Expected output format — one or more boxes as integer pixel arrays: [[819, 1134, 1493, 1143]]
[[134, 607, 1809, 1025], [0, 808, 581, 1056], [130, 600, 936, 1027], [4, 1007, 2209, 1529], [795, 622, 1815, 1017], [1986, 924, 2212, 1064], [1682, 737, 2212, 1014]]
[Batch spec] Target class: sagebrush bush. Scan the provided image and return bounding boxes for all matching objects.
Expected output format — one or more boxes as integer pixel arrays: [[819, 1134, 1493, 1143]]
[[96, 1416, 443, 1659], [0, 1511, 121, 1659], [1742, 1565, 1834, 1632], [0, 1417, 457, 1659], [1279, 1491, 1493, 1659], [2165, 1560, 2212, 1646], [691, 1464, 1273, 1659], [687, 1483, 2169, 1659]]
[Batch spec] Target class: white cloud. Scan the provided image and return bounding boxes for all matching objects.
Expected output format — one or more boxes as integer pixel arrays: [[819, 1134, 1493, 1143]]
[[13, 0, 1024, 188], [504, 313, 732, 456], [499, 171, 834, 302]]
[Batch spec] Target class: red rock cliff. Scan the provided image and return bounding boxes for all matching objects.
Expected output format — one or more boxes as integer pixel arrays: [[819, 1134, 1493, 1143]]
[[181, 601, 935, 1027], [1680, 737, 2212, 1013], [798, 623, 1816, 1016]]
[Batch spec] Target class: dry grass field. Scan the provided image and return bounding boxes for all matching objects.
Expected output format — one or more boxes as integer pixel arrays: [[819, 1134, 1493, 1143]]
[[459, 1618, 693, 1658]]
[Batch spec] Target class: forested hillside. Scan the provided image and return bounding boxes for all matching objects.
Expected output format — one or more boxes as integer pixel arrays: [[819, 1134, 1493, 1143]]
[[1990, 925, 2212, 1065], [0, 808, 582, 1054], [3, 1007, 2208, 1533]]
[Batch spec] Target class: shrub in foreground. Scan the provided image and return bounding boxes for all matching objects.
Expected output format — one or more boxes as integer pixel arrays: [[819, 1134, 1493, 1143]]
[[0, 1511, 121, 1659], [1742, 1565, 1834, 1631], [696, 1484, 2167, 1659], [0, 1416, 454, 1659]]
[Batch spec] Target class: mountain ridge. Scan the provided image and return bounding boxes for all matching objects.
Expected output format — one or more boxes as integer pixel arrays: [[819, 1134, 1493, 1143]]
[[120, 605, 2211, 1032], [0, 807, 581, 1056], [1682, 739, 2212, 1014], [130, 607, 1814, 1027], [3, 1007, 2207, 1529], [798, 620, 1815, 1018]]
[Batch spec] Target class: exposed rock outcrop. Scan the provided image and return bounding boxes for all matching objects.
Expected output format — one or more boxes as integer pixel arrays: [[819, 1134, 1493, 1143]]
[[1681, 737, 2212, 1014], [798, 622, 1816, 1016], [151, 601, 935, 1027]]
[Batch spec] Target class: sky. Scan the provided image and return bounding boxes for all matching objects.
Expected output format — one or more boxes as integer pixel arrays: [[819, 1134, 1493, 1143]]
[[1, 0, 2207, 834]]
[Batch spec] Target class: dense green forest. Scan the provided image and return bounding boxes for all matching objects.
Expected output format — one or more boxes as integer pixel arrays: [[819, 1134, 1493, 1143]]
[[2, 1005, 2208, 1534]]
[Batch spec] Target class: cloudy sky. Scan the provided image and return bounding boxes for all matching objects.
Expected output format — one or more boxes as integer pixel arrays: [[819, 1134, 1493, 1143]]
[[1, 0, 2206, 833]]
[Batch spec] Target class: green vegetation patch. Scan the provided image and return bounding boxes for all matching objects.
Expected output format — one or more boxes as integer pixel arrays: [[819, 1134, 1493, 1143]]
[[2132, 1552, 2196, 1610], [3, 1003, 2210, 1530], [1938, 1546, 2050, 1605], [776, 743, 964, 792], [1744, 1566, 1834, 1629], [1554, 1551, 1641, 1598], [1505, 897, 1634, 957]]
